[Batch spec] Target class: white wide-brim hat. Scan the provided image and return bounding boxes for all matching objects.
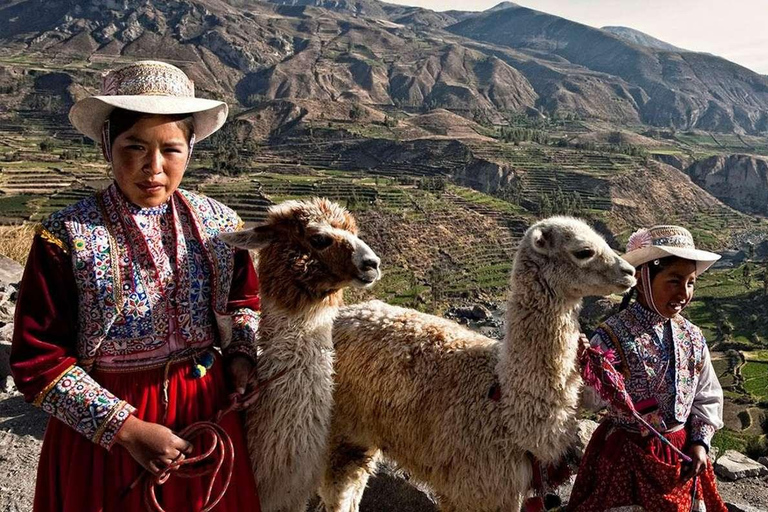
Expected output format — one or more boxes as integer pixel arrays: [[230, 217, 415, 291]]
[[623, 225, 721, 276], [69, 60, 228, 142]]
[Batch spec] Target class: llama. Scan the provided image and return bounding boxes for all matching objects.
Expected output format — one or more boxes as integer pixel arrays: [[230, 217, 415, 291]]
[[220, 198, 381, 512], [320, 216, 636, 512]]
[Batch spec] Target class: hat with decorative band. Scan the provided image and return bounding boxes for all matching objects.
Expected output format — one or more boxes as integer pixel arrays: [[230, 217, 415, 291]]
[[623, 225, 721, 276], [69, 60, 227, 142]]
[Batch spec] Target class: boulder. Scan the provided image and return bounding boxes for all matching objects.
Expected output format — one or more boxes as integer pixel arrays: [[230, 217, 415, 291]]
[[0, 338, 10, 380], [0, 256, 23, 287], [573, 419, 599, 460], [2, 374, 16, 394], [451, 304, 494, 322], [0, 302, 15, 325], [714, 450, 768, 481], [758, 456, 768, 468], [726, 503, 765, 512]]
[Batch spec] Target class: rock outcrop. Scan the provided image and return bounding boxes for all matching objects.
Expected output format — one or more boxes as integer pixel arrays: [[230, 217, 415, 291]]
[[687, 155, 768, 216]]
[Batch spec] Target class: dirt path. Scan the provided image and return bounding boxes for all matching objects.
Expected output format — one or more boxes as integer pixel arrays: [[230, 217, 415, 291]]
[[0, 390, 45, 512]]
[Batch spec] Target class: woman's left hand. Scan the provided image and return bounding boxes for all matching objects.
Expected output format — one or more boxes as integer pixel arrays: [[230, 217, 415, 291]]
[[226, 355, 259, 406], [681, 444, 708, 481]]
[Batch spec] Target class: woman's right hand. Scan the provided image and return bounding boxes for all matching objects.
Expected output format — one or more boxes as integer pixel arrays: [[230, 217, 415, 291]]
[[115, 415, 193, 474]]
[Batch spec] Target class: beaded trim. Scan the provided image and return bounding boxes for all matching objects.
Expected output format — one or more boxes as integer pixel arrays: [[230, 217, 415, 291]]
[[32, 363, 76, 407], [102, 61, 195, 98], [96, 192, 124, 315]]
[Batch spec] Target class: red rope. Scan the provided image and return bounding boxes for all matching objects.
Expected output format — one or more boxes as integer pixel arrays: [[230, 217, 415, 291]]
[[122, 369, 288, 512], [144, 419, 235, 512]]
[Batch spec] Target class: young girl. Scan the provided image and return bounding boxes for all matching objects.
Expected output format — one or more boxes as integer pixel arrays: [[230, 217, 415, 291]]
[[569, 225, 727, 512], [11, 61, 261, 511]]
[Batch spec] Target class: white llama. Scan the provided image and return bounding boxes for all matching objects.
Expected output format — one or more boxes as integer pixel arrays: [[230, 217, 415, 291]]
[[320, 216, 636, 511]]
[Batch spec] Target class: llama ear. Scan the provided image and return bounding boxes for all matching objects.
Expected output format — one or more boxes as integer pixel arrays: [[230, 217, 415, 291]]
[[219, 225, 276, 250], [530, 227, 551, 254]]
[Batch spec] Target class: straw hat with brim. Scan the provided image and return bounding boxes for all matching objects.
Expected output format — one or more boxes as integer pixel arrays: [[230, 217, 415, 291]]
[[623, 225, 721, 276], [69, 60, 228, 142]]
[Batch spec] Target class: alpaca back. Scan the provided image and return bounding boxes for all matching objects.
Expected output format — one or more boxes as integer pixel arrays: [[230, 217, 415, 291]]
[[331, 300, 531, 509]]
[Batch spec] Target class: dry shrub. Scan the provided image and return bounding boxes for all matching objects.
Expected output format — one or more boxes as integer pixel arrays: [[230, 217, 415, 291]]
[[0, 224, 36, 265]]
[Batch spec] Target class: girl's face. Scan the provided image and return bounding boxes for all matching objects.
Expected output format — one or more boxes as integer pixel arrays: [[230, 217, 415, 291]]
[[639, 258, 697, 318], [111, 115, 190, 208]]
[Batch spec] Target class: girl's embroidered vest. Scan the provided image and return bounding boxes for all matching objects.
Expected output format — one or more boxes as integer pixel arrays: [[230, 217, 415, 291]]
[[42, 185, 241, 370], [599, 308, 706, 424]]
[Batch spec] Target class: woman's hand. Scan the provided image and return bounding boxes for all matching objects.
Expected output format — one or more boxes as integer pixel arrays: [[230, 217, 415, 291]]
[[116, 415, 193, 474], [681, 444, 708, 481], [226, 355, 259, 406]]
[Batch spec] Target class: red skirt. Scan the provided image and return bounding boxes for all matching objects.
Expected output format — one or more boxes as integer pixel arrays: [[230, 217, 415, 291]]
[[568, 422, 727, 512], [33, 353, 261, 512]]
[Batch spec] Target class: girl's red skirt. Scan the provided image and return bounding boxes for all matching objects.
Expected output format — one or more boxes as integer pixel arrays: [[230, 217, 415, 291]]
[[33, 354, 261, 511], [568, 421, 727, 512]]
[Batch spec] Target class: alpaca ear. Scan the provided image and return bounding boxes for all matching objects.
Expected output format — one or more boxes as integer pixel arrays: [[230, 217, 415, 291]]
[[530, 227, 551, 254], [219, 225, 276, 250]]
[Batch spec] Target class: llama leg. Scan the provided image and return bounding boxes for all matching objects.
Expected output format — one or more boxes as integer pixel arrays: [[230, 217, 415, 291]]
[[319, 440, 380, 512]]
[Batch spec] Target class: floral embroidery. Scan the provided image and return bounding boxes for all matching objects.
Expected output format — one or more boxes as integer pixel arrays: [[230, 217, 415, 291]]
[[227, 308, 260, 361], [690, 416, 717, 446], [42, 183, 244, 370], [37, 365, 136, 449], [594, 302, 706, 430]]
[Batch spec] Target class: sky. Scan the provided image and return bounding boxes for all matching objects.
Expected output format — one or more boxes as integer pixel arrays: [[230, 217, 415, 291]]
[[384, 0, 768, 75]]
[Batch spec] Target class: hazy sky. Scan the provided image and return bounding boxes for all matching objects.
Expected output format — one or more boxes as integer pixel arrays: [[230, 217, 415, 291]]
[[385, 0, 768, 75]]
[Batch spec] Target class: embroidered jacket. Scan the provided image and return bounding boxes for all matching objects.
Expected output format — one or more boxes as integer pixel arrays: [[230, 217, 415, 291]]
[[590, 302, 723, 448], [11, 184, 260, 449]]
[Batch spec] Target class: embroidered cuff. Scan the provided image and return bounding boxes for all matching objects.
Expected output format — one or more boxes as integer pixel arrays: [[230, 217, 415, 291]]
[[34, 365, 136, 449], [690, 415, 716, 448], [223, 308, 260, 363]]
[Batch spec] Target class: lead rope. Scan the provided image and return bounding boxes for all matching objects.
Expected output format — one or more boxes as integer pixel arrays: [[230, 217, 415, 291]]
[[121, 368, 288, 512]]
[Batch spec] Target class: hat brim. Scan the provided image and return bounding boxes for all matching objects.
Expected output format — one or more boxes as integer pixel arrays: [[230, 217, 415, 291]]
[[69, 96, 228, 142], [622, 246, 721, 276]]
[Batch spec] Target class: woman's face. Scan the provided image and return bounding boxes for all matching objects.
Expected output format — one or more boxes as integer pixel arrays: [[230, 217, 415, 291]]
[[111, 115, 190, 208], [640, 258, 698, 318]]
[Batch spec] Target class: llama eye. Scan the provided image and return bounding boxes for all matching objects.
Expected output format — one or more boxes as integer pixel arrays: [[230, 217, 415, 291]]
[[309, 234, 333, 250], [573, 249, 595, 260]]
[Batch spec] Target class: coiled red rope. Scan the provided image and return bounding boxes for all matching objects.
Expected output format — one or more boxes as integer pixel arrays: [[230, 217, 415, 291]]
[[122, 369, 288, 512]]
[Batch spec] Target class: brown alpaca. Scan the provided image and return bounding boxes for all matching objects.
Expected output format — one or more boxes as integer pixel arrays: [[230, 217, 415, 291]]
[[221, 198, 380, 512]]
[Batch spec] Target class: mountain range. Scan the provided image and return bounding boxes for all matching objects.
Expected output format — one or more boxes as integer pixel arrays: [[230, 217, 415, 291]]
[[0, 0, 767, 134]]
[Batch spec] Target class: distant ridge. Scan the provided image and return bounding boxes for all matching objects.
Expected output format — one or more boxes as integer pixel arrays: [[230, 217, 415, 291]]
[[1, 0, 768, 133], [602, 26, 684, 52], [486, 2, 520, 12]]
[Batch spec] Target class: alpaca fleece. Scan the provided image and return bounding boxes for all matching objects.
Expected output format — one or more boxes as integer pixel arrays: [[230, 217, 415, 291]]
[[321, 216, 635, 511]]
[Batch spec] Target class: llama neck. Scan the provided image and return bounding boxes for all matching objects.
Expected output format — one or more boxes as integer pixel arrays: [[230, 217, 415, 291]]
[[497, 257, 583, 460], [258, 292, 343, 351]]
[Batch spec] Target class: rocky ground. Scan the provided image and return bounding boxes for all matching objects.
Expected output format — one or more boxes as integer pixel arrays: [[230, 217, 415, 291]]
[[1, 388, 768, 512], [1, 253, 767, 511]]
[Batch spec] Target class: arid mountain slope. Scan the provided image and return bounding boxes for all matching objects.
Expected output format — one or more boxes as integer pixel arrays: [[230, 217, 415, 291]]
[[1, 0, 767, 133]]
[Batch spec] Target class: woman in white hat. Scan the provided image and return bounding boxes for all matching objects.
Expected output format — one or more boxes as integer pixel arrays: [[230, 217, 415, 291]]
[[10, 61, 261, 511], [569, 225, 727, 511]]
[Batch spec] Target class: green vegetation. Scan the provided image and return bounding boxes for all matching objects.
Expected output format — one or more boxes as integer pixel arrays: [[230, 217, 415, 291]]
[[743, 360, 768, 398], [686, 265, 768, 349]]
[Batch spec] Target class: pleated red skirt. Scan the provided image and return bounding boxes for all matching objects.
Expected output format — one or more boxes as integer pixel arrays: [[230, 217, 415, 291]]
[[568, 422, 727, 512], [33, 353, 261, 512]]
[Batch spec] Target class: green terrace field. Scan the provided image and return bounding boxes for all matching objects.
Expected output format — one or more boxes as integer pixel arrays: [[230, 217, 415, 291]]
[[686, 265, 768, 349], [193, 172, 525, 308]]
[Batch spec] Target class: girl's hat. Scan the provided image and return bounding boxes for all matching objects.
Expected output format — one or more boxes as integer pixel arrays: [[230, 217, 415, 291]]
[[623, 225, 721, 276], [69, 60, 228, 142]]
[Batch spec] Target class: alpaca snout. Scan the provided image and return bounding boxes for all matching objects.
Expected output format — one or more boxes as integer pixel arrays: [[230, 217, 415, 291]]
[[353, 243, 381, 286], [616, 258, 636, 288]]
